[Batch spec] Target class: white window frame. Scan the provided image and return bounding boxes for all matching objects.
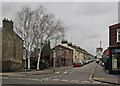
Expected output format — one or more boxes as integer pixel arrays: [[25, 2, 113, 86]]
[[116, 29, 120, 42]]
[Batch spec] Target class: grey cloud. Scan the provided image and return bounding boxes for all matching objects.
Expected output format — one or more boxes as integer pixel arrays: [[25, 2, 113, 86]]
[[1, 2, 118, 55]]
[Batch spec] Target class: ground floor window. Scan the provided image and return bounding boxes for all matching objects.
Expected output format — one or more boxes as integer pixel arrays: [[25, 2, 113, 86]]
[[61, 58, 66, 66], [112, 54, 120, 71]]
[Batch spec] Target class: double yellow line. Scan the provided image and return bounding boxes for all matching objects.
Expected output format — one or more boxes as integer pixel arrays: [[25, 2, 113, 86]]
[[89, 68, 95, 80]]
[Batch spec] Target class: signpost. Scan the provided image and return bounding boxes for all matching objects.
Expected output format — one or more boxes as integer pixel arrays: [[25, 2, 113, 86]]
[[53, 50, 56, 71]]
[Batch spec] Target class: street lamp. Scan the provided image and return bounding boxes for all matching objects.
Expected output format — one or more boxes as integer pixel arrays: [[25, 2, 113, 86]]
[[53, 50, 56, 72]]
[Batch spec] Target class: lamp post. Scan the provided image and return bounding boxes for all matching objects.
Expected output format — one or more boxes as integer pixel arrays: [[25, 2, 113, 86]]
[[53, 50, 56, 72]]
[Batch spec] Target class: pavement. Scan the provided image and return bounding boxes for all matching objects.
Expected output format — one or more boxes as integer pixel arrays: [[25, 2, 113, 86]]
[[93, 63, 120, 85], [1, 66, 73, 77]]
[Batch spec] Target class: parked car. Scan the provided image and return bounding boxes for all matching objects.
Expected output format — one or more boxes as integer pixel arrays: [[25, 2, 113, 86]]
[[73, 61, 83, 67], [84, 60, 89, 64], [96, 59, 100, 64], [79, 61, 84, 66]]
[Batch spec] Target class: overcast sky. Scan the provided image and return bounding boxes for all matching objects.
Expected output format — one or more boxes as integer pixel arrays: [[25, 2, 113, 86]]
[[1, 1, 119, 55]]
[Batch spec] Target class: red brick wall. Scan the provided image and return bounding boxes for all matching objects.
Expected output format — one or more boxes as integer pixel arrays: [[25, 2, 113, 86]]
[[50, 45, 73, 67], [109, 24, 120, 47]]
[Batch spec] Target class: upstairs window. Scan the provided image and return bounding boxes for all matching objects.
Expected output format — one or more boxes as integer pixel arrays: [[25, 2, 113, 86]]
[[117, 29, 120, 42]]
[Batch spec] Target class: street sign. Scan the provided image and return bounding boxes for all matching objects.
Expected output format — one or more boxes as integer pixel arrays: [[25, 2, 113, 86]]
[[96, 48, 103, 59], [103, 55, 107, 58]]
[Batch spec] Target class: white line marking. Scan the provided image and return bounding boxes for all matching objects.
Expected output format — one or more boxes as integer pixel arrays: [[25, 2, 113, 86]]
[[81, 81, 90, 83], [92, 81, 101, 84], [55, 72, 60, 74], [41, 78, 49, 81], [3, 77, 8, 79], [61, 79, 68, 82], [64, 71, 67, 74], [70, 80, 79, 82], [17, 78, 23, 80], [52, 79, 59, 81]]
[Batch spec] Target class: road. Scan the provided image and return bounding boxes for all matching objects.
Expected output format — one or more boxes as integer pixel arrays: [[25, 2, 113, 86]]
[[1, 62, 110, 85]]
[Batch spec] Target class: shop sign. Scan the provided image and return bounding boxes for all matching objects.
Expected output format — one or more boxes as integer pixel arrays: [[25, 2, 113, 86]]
[[111, 49, 120, 53]]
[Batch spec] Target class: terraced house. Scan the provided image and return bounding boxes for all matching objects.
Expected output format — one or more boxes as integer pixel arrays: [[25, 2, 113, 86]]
[[1, 18, 23, 72], [50, 45, 73, 67]]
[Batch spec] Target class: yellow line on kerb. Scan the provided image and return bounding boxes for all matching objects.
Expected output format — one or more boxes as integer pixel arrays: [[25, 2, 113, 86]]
[[93, 78, 104, 80], [89, 68, 95, 80]]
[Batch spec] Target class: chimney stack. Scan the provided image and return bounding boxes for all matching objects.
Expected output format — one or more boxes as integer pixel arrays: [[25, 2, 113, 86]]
[[3, 18, 13, 30], [61, 39, 68, 44]]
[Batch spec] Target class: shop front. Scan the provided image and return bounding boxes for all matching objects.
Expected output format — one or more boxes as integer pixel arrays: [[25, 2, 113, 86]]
[[109, 47, 120, 75]]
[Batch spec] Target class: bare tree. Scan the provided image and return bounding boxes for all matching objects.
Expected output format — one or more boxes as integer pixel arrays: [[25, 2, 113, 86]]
[[33, 6, 65, 70], [14, 6, 35, 70], [14, 5, 65, 70]]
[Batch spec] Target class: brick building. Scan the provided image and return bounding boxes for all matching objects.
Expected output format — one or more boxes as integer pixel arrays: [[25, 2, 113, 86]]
[[108, 23, 120, 74], [1, 18, 23, 72], [50, 45, 73, 67], [109, 23, 120, 47]]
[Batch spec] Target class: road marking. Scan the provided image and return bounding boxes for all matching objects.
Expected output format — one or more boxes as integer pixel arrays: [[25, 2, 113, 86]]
[[41, 78, 49, 81], [89, 68, 95, 80], [55, 72, 60, 74], [52, 75, 61, 78], [3, 77, 8, 79], [2, 73, 24, 76], [81, 81, 90, 83], [29, 78, 39, 81], [17, 78, 24, 80], [64, 71, 68, 74], [92, 81, 101, 84], [61, 79, 68, 82], [52, 79, 59, 81], [93, 78, 104, 80], [70, 80, 79, 82]]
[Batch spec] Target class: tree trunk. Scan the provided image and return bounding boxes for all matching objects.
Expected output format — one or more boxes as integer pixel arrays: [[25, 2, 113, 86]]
[[37, 46, 43, 70], [27, 52, 31, 70]]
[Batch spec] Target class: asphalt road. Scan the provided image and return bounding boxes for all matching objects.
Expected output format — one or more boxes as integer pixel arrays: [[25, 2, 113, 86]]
[[1, 62, 110, 85]]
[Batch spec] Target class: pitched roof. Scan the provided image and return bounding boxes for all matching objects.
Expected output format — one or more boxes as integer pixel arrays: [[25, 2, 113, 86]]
[[52, 45, 73, 51]]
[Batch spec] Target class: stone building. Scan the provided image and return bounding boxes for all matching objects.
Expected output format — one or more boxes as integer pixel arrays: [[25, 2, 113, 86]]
[[1, 18, 23, 72]]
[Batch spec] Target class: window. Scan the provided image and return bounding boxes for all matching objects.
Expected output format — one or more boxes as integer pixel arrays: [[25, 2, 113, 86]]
[[117, 29, 120, 42]]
